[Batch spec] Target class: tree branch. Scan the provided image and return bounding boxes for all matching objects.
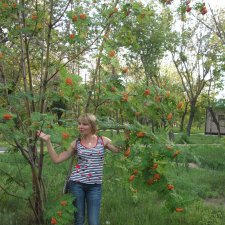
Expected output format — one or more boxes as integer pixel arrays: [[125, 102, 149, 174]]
[[0, 184, 28, 200], [0, 168, 26, 188]]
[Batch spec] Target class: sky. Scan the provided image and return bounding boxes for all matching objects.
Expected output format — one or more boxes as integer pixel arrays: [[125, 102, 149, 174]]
[[141, 0, 225, 9], [204, 0, 225, 8], [188, 0, 225, 11], [204, 0, 225, 98], [139, 0, 225, 99]]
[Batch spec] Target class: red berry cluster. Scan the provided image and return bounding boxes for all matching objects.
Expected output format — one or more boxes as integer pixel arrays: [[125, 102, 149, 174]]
[[200, 3, 207, 15], [186, 0, 192, 13]]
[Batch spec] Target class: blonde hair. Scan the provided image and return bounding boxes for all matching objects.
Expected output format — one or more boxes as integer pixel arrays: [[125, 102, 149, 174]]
[[78, 113, 97, 134]]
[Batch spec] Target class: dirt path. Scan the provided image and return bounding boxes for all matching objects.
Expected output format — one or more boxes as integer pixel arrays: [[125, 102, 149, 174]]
[[0, 147, 7, 153], [187, 162, 225, 208], [204, 198, 225, 208], [188, 162, 199, 169]]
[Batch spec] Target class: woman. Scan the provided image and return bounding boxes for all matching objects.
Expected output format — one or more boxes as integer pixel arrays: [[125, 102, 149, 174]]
[[37, 113, 122, 225]]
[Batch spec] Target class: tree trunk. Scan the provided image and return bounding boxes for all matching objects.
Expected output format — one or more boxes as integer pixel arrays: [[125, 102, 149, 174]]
[[168, 130, 175, 142], [179, 101, 188, 132], [186, 101, 196, 136], [32, 169, 44, 224], [15, 140, 45, 224]]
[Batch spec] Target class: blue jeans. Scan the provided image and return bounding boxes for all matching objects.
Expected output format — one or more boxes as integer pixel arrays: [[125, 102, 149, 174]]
[[69, 181, 102, 225]]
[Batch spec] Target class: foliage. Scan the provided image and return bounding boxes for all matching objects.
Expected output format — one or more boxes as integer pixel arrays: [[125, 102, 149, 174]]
[[43, 194, 74, 225]]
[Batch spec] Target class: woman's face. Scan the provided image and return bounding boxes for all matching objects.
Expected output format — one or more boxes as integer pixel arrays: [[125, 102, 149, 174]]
[[78, 120, 92, 135]]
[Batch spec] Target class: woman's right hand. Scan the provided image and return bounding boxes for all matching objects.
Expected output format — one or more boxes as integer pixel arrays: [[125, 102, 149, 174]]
[[37, 130, 51, 142]]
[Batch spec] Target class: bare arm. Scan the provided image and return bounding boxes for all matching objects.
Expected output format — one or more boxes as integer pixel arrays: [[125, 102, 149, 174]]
[[102, 136, 122, 153], [102, 129, 130, 153], [37, 130, 76, 164]]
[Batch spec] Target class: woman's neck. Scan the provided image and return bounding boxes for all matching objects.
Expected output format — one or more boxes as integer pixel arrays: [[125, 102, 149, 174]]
[[81, 134, 97, 147], [81, 134, 96, 140]]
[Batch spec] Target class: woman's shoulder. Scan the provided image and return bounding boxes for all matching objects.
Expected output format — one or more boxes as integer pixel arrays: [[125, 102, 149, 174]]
[[100, 136, 111, 145], [100, 135, 110, 140], [70, 138, 80, 149]]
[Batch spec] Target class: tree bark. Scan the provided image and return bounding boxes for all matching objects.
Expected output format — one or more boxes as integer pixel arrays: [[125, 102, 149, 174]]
[[179, 101, 188, 132], [186, 100, 196, 136]]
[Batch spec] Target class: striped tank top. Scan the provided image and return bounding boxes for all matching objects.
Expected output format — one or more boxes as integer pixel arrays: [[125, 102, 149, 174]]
[[69, 136, 105, 184]]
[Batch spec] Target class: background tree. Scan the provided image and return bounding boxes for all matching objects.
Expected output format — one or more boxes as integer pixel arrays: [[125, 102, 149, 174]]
[[196, 6, 225, 136], [171, 18, 222, 136]]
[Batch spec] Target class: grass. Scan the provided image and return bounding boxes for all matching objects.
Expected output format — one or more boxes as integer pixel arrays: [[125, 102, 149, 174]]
[[174, 132, 225, 145], [0, 133, 225, 225], [101, 161, 225, 225]]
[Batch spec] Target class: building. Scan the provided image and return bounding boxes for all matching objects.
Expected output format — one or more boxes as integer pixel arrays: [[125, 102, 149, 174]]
[[205, 107, 225, 135]]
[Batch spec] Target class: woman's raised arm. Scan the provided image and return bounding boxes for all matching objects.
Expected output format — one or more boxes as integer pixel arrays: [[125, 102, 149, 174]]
[[37, 130, 76, 164]]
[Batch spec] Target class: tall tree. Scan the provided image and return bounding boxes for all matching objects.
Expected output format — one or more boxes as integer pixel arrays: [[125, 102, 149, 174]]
[[116, 2, 174, 86], [0, 0, 115, 222], [171, 19, 222, 135]]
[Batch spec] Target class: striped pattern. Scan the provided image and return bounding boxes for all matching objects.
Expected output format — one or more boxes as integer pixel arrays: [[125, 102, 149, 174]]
[[69, 136, 105, 184]]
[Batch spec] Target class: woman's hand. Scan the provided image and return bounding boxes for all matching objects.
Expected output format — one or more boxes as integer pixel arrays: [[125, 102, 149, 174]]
[[37, 130, 51, 142], [37, 130, 75, 163]]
